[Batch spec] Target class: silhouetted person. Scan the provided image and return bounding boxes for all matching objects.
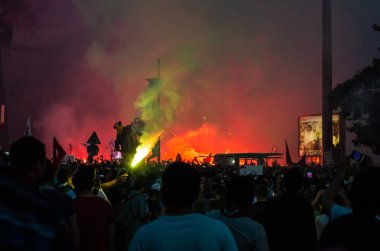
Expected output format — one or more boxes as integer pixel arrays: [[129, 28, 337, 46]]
[[319, 166, 380, 251], [0, 136, 70, 250], [40, 159, 80, 250], [113, 121, 124, 150], [262, 168, 317, 251], [147, 182, 162, 222], [115, 176, 149, 251], [120, 118, 144, 164], [247, 178, 269, 225], [56, 166, 76, 199], [129, 162, 238, 251], [72, 165, 115, 251], [208, 175, 269, 251]]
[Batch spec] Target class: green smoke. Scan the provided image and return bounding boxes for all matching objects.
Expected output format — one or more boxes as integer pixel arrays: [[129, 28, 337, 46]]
[[134, 76, 181, 158]]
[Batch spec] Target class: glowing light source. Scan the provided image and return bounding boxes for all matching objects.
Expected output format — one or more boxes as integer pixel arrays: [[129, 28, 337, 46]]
[[131, 146, 150, 167], [131, 131, 162, 167]]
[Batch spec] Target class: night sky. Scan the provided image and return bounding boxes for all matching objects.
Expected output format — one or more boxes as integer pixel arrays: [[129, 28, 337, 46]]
[[2, 0, 380, 162]]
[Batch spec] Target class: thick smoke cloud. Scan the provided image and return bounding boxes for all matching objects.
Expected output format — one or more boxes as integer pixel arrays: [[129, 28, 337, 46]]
[[3, 0, 380, 162]]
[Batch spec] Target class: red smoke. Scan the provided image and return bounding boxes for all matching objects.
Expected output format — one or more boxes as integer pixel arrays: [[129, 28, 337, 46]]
[[3, 1, 380, 165]]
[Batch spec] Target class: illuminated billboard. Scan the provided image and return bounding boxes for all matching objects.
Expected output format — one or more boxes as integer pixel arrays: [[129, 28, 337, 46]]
[[299, 114, 340, 157], [0, 105, 4, 125]]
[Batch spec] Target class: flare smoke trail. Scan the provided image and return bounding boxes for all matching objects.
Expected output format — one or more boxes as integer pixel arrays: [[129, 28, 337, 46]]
[[132, 75, 181, 166]]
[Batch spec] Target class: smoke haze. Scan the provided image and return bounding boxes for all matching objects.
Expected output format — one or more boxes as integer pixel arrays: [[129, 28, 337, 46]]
[[3, 0, 380, 162]]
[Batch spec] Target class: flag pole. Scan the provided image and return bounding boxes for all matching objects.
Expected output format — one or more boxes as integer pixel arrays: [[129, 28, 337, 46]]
[[322, 0, 333, 165], [0, 47, 10, 149], [157, 58, 161, 162]]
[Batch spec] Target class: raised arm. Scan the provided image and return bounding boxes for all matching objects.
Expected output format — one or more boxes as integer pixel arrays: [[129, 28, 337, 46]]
[[321, 160, 350, 217]]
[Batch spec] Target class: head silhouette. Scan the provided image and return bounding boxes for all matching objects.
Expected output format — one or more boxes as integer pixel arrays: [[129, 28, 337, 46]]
[[9, 136, 46, 188], [348, 166, 380, 215], [9, 136, 46, 171], [283, 168, 303, 192], [226, 176, 255, 209], [73, 165, 95, 191], [162, 162, 200, 209]]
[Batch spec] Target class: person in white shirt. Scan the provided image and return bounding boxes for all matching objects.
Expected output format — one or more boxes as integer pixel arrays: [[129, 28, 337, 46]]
[[129, 162, 238, 251]]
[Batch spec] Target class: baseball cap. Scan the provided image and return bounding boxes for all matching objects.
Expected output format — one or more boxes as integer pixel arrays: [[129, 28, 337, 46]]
[[151, 182, 161, 191]]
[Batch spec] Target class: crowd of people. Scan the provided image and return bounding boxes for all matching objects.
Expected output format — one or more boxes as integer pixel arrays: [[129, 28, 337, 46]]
[[1, 135, 380, 251]]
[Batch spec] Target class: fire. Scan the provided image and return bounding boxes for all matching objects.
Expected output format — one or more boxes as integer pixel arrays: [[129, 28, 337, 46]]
[[163, 124, 222, 161], [131, 131, 162, 167], [131, 146, 150, 167]]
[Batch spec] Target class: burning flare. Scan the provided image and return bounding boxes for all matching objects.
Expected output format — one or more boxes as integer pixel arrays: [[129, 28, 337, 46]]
[[130, 63, 181, 168], [131, 131, 162, 167], [131, 146, 150, 167]]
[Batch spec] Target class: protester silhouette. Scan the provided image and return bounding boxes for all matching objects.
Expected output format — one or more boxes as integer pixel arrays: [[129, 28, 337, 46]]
[[262, 167, 317, 251], [129, 162, 238, 251], [0, 136, 70, 251], [319, 165, 380, 251], [207, 175, 269, 251]]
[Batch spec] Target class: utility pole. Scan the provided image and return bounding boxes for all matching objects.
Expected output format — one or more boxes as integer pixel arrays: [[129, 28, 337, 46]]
[[322, 0, 333, 165], [146, 59, 161, 162], [0, 19, 12, 150]]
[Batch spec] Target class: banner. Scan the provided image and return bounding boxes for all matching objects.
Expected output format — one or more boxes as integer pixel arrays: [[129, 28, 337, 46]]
[[0, 105, 4, 126], [299, 114, 340, 157], [53, 137, 67, 166], [239, 165, 263, 176]]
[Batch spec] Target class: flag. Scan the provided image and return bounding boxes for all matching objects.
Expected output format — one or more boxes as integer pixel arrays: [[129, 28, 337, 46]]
[[204, 153, 212, 163], [150, 140, 160, 158], [285, 140, 293, 166], [24, 116, 32, 136], [53, 137, 66, 166], [175, 153, 182, 162], [271, 142, 277, 153], [297, 154, 306, 166]]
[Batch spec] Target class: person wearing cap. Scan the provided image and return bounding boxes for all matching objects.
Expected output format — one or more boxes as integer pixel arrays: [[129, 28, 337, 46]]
[[147, 183, 162, 222], [115, 176, 149, 250]]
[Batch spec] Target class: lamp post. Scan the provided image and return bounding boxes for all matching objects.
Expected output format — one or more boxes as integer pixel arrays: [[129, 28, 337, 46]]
[[322, 0, 333, 165], [0, 20, 11, 150]]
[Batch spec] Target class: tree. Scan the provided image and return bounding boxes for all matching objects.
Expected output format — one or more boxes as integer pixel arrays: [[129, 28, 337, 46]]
[[331, 24, 380, 154]]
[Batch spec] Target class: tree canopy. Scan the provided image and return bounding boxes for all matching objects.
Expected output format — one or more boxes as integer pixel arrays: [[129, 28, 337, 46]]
[[331, 25, 380, 154]]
